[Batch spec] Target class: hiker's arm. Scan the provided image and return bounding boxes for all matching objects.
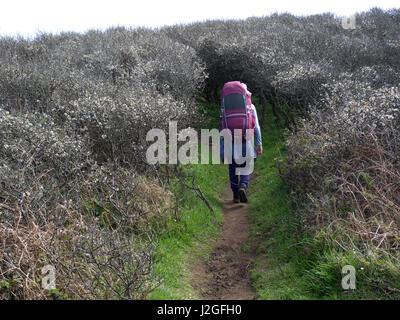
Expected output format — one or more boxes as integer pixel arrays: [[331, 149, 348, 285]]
[[251, 105, 262, 147]]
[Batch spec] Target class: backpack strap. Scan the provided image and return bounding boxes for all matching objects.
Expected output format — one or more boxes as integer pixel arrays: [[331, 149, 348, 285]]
[[244, 95, 249, 139], [221, 97, 228, 130]]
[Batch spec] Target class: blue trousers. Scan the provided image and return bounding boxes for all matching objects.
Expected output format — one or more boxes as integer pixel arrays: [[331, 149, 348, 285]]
[[229, 157, 256, 198], [220, 138, 257, 197]]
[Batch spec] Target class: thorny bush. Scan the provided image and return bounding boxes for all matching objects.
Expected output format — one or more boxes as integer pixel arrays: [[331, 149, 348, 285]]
[[1, 8, 400, 298]]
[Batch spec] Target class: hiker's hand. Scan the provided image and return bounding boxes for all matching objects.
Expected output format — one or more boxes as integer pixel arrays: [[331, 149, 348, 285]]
[[257, 145, 263, 155]]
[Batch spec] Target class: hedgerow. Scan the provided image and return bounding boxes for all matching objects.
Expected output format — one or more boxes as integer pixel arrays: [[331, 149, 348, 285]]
[[163, 8, 400, 296], [0, 27, 205, 299], [1, 7, 400, 299]]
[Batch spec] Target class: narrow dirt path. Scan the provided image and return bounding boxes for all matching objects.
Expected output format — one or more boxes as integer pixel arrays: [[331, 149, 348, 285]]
[[190, 184, 256, 300]]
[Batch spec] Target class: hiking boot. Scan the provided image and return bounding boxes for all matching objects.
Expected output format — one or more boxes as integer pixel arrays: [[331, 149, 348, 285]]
[[233, 196, 240, 203], [238, 183, 248, 203]]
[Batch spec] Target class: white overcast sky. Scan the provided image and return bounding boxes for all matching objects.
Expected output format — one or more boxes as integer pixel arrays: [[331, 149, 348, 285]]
[[0, 0, 399, 37]]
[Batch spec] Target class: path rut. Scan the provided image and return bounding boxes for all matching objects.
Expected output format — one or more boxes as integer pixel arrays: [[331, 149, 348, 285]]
[[190, 185, 256, 300]]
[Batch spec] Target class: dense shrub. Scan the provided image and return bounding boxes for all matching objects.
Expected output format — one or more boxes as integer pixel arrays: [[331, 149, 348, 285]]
[[1, 7, 400, 299], [162, 7, 400, 296], [0, 163, 173, 299], [0, 26, 204, 299]]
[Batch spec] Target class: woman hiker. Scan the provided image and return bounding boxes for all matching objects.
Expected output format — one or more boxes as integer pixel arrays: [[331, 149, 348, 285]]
[[219, 81, 263, 203]]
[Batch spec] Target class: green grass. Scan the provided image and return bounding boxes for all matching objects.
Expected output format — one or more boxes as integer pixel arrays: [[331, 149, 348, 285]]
[[148, 100, 227, 300], [247, 104, 397, 300], [149, 99, 391, 300], [247, 104, 355, 299], [247, 110, 312, 299], [148, 161, 226, 300]]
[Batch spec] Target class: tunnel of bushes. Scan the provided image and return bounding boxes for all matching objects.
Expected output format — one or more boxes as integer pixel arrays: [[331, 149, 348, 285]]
[[0, 8, 400, 299]]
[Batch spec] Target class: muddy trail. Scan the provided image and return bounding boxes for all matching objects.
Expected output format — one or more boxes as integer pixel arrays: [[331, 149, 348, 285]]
[[190, 184, 256, 300]]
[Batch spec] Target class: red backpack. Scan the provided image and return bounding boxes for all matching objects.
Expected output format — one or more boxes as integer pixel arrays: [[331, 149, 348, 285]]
[[219, 81, 255, 141]]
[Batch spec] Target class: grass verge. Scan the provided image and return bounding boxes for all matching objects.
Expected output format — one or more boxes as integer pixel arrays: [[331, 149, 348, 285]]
[[148, 161, 226, 299], [148, 101, 227, 299], [248, 105, 390, 300], [247, 114, 312, 299]]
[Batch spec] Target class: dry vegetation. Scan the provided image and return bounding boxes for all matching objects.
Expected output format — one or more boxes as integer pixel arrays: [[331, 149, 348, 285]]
[[1, 7, 400, 298], [165, 12, 400, 294], [0, 28, 205, 299]]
